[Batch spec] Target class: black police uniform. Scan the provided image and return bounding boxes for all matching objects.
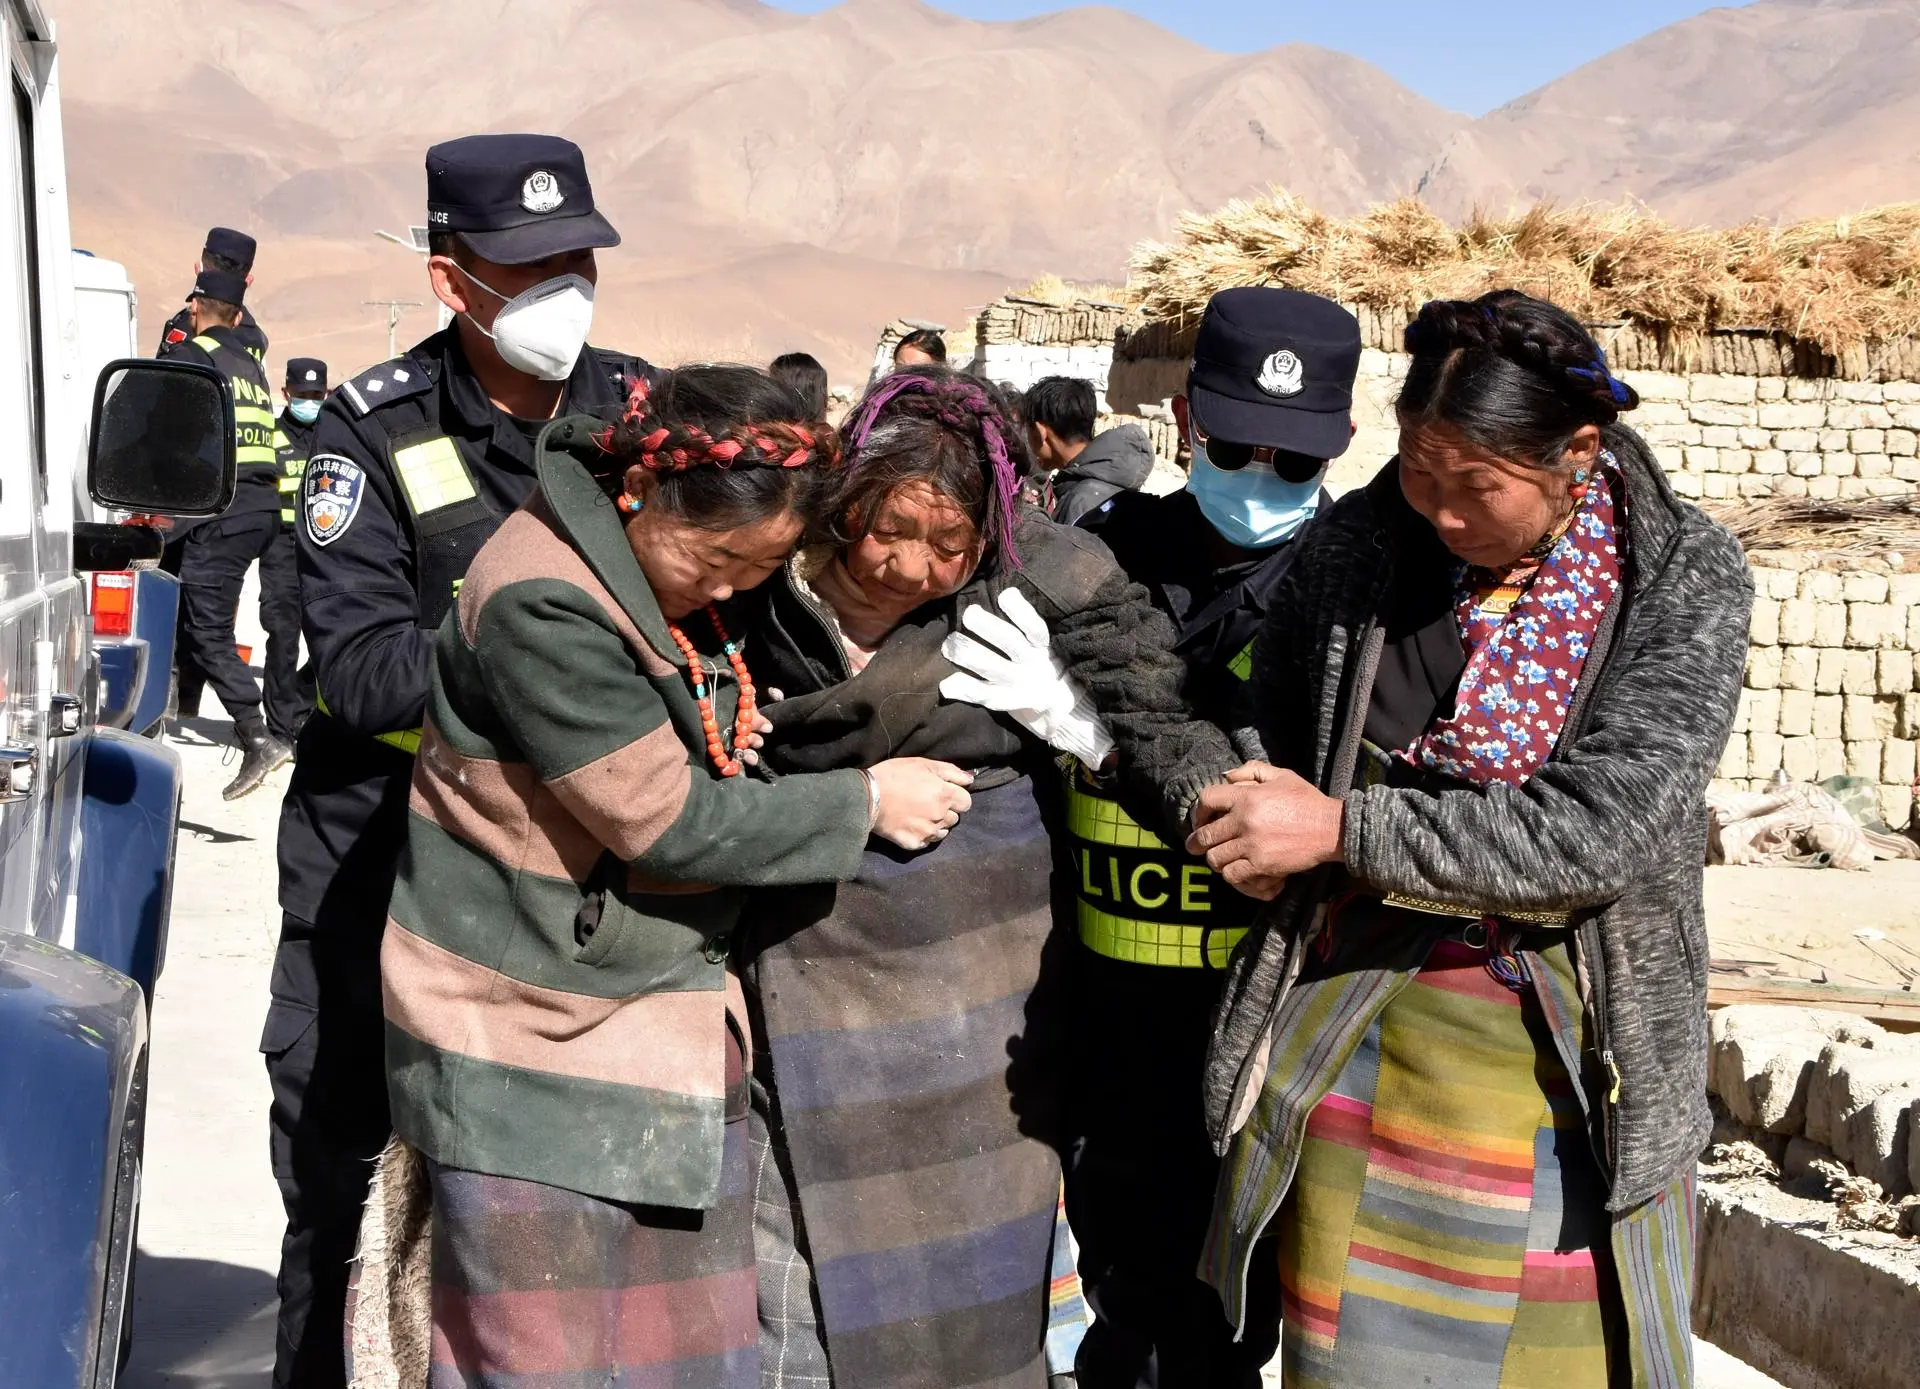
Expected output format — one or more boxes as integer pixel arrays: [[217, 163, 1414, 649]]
[[264, 133, 639, 1389], [158, 225, 269, 361], [1062, 288, 1362, 1389], [170, 313, 287, 742], [159, 302, 267, 360], [263, 363, 324, 743]]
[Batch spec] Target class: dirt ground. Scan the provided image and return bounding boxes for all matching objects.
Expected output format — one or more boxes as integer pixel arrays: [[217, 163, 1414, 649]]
[[1706, 861, 1920, 995]]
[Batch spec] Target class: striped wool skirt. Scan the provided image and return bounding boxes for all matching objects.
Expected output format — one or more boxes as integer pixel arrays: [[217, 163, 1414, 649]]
[[424, 1033, 759, 1388], [1275, 936, 1621, 1389]]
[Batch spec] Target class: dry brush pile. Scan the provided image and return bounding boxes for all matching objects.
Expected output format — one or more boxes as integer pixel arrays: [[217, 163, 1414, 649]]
[[1129, 192, 1920, 356]]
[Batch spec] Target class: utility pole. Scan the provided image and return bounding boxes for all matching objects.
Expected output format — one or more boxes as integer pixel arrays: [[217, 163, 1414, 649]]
[[363, 299, 424, 360]]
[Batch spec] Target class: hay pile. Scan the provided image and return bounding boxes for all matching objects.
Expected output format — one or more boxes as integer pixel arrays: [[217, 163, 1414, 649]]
[[1129, 192, 1920, 354], [1704, 495, 1920, 558]]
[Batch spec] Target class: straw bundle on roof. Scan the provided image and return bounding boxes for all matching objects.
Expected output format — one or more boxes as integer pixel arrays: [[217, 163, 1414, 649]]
[[1703, 495, 1920, 558], [1129, 192, 1920, 355]]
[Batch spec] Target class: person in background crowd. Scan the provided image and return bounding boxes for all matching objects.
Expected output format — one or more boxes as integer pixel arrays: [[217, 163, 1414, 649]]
[[741, 364, 1239, 1389], [770, 350, 829, 418], [1024, 374, 1154, 527], [1065, 287, 1362, 1387], [1191, 290, 1752, 1386], [241, 356, 327, 774], [378, 366, 974, 1388], [267, 132, 652, 1389], [158, 225, 268, 361], [158, 226, 268, 719], [166, 268, 296, 800], [892, 327, 947, 369]]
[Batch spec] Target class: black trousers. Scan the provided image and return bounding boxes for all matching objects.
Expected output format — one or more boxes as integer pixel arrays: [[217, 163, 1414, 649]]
[[1066, 947, 1280, 1389], [178, 510, 278, 728], [259, 526, 315, 742], [159, 533, 206, 713], [261, 913, 391, 1389]]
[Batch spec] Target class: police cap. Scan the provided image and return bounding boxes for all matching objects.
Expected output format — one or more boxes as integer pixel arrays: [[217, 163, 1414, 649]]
[[286, 357, 328, 391], [426, 134, 620, 266], [190, 267, 248, 307], [202, 226, 257, 271], [1188, 288, 1361, 460]]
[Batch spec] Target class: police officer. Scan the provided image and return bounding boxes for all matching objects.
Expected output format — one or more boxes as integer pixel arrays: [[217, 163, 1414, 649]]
[[158, 226, 269, 361], [168, 267, 299, 798], [266, 133, 652, 1389], [158, 228, 268, 718], [1067, 288, 1361, 1388], [249, 357, 327, 760]]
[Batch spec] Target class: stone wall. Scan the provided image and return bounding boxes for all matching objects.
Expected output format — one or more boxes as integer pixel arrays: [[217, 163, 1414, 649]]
[[1710, 1004, 1919, 1199], [874, 303, 1920, 827], [1722, 559, 1920, 829], [1346, 353, 1920, 504]]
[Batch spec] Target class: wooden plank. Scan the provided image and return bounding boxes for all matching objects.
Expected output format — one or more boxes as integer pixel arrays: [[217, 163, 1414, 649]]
[[1709, 974, 1920, 1030]]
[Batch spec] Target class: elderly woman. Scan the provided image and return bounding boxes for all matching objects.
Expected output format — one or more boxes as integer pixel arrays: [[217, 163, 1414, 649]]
[[741, 365, 1238, 1388], [1187, 291, 1752, 1386], [378, 367, 978, 1387]]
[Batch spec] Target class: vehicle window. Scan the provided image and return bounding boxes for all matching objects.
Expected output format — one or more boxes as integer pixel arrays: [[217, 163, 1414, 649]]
[[12, 74, 41, 485], [0, 59, 33, 544]]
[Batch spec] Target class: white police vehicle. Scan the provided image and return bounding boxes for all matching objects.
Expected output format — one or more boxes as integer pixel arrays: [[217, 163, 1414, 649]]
[[0, 1, 236, 1382]]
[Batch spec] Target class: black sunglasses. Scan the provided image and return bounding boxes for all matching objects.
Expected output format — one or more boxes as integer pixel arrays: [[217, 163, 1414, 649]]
[[1197, 428, 1327, 483]]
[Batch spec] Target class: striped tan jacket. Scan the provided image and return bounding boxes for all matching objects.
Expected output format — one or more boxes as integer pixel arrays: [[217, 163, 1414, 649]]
[[383, 417, 872, 1209]]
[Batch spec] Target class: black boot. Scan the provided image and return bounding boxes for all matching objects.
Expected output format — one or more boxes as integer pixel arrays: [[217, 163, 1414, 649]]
[[224, 713, 293, 800]]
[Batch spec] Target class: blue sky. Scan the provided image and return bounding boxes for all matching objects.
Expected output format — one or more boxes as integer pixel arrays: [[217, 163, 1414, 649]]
[[764, 0, 1746, 115]]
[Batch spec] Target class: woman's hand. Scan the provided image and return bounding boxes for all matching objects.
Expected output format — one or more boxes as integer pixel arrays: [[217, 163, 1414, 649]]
[[869, 757, 975, 851], [1185, 768, 1345, 900], [740, 709, 774, 767], [1225, 760, 1283, 785]]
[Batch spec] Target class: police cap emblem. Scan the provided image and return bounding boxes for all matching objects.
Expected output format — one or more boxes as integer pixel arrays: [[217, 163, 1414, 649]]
[[1255, 349, 1305, 399], [304, 454, 366, 547], [521, 170, 565, 215]]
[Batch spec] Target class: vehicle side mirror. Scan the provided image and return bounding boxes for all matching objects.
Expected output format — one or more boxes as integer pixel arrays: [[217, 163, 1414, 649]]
[[87, 359, 236, 517]]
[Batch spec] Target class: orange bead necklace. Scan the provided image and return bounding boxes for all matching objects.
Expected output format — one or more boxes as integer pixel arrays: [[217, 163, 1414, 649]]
[[666, 604, 756, 778]]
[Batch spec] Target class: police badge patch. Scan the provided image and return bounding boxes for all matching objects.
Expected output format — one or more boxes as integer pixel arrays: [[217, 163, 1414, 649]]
[[304, 454, 366, 547]]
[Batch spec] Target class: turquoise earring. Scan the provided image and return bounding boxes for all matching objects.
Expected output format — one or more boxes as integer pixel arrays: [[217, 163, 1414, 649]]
[[618, 493, 644, 515]]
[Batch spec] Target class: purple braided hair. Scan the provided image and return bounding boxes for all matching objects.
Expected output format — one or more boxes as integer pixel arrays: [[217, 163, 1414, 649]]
[[845, 371, 1023, 569]]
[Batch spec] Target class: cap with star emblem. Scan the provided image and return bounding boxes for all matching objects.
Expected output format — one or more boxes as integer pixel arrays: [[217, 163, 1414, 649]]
[[285, 357, 328, 391], [425, 133, 620, 266], [1187, 287, 1361, 460]]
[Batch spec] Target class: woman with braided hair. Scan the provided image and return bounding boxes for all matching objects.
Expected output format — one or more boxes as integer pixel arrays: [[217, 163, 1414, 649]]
[[737, 365, 1242, 1388], [374, 365, 982, 1387], [1187, 290, 1753, 1385]]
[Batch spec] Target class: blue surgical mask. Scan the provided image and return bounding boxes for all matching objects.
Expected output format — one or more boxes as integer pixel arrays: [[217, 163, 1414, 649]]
[[1185, 428, 1326, 548], [287, 398, 322, 425]]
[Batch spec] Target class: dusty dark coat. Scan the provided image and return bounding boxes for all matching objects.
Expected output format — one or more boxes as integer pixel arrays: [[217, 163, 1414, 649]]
[[743, 511, 1238, 1387], [1205, 428, 1754, 1210]]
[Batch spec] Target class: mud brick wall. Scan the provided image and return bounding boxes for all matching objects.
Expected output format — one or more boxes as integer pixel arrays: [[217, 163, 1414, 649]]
[[1722, 561, 1920, 829]]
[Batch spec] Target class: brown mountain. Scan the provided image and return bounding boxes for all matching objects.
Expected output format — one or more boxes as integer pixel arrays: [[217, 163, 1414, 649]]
[[54, 0, 1460, 382], [57, 0, 1920, 387], [1416, 0, 1920, 224]]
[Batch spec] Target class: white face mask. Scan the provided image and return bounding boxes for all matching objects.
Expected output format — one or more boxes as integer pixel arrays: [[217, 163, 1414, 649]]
[[458, 266, 595, 382]]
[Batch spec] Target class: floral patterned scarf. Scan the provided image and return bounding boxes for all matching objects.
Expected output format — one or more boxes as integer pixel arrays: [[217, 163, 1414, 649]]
[[1400, 456, 1622, 786]]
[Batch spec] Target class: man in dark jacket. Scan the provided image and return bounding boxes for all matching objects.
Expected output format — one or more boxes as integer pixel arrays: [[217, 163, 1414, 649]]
[[1026, 375, 1155, 526], [1065, 287, 1362, 1389]]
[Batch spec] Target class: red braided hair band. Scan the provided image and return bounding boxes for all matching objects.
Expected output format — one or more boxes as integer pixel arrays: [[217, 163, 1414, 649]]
[[594, 377, 827, 471]]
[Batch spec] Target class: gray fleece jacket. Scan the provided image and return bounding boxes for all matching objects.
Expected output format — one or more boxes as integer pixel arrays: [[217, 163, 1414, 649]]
[[1206, 426, 1754, 1210], [1051, 423, 1156, 527]]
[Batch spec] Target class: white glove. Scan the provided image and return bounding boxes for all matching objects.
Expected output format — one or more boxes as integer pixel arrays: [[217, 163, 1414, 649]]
[[939, 588, 1115, 766]]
